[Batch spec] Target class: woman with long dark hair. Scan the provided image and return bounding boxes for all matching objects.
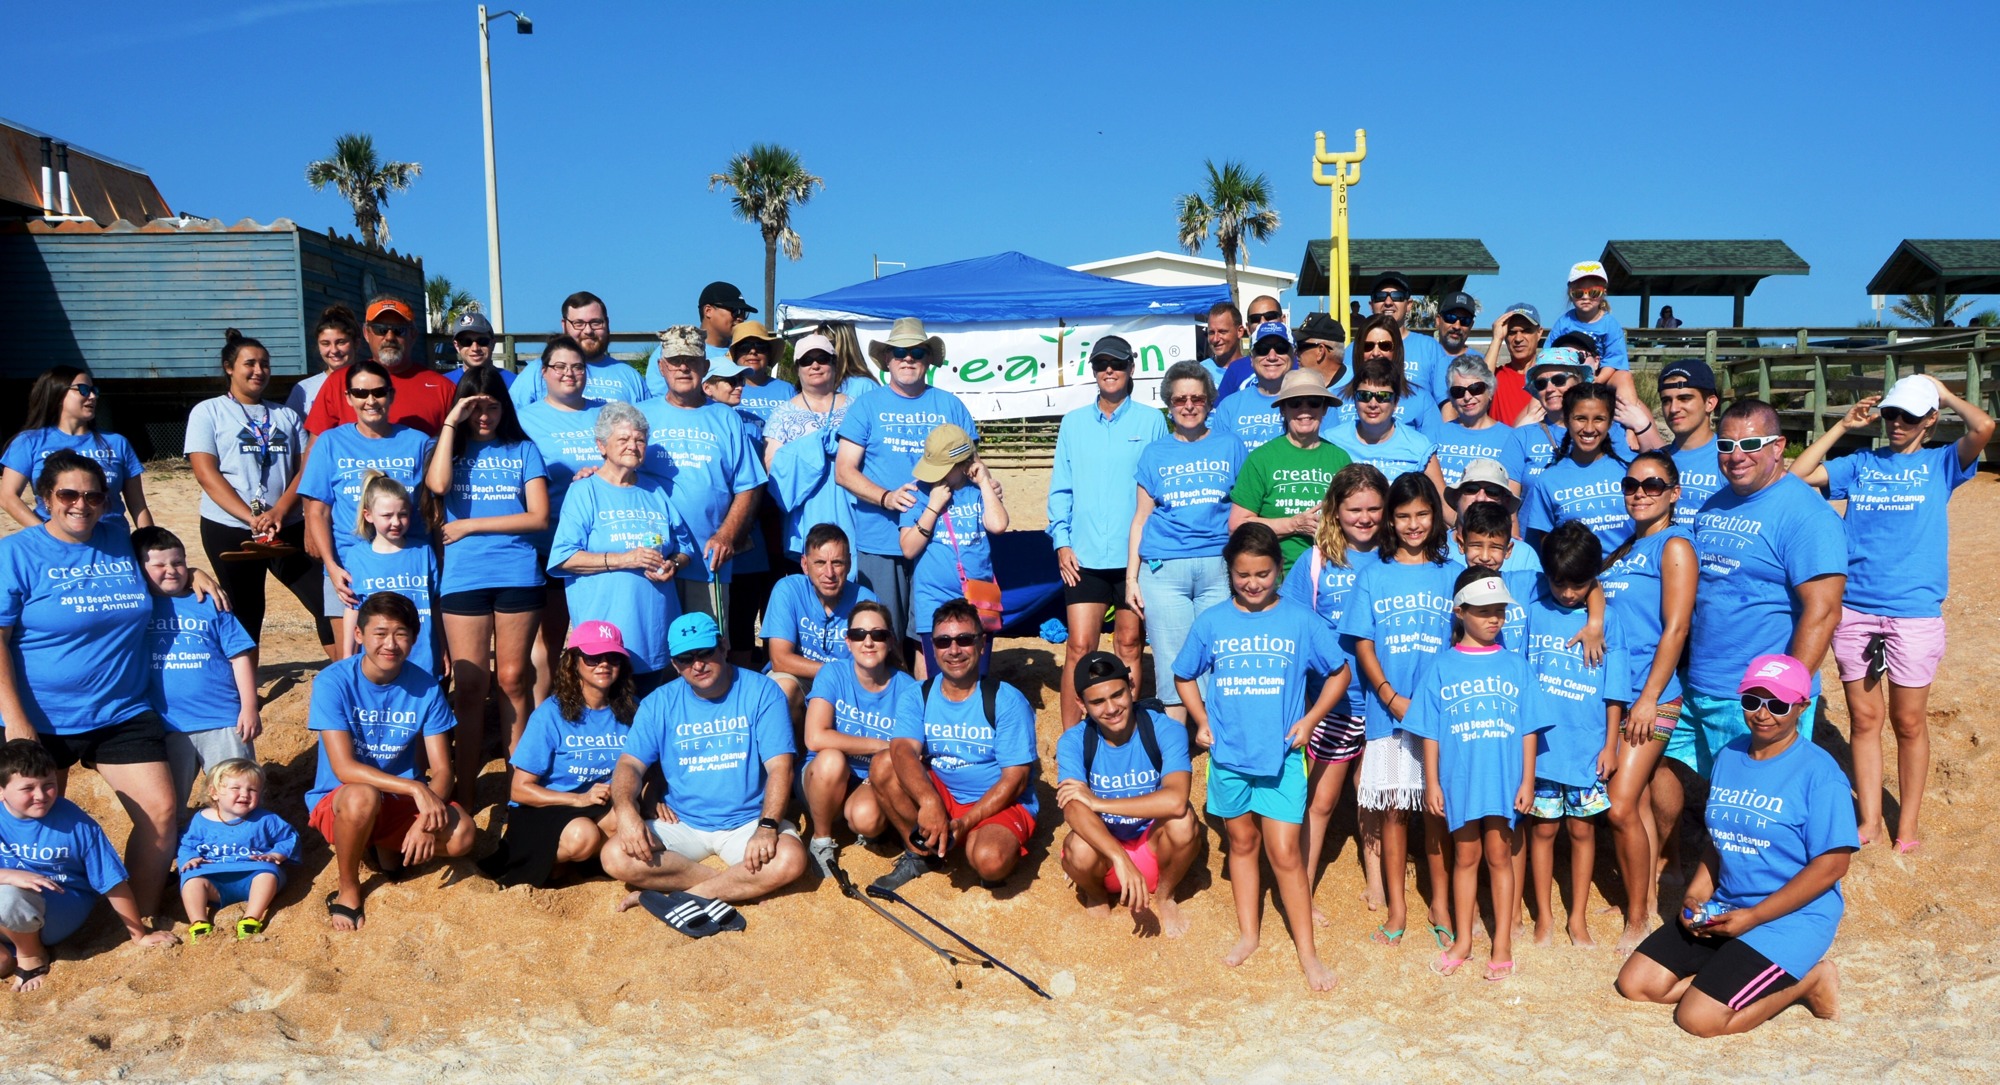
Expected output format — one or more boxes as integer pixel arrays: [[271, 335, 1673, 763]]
[[1521, 382, 1631, 551], [0, 366, 151, 531]]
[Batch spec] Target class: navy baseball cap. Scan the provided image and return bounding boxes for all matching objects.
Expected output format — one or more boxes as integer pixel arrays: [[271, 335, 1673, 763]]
[[1658, 357, 1718, 393], [1499, 302, 1541, 327], [1437, 291, 1477, 319]]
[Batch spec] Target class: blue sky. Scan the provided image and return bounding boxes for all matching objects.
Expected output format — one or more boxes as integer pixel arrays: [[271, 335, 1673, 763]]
[[16, 0, 1998, 333]]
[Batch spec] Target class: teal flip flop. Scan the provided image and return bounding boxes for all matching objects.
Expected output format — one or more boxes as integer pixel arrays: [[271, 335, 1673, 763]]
[[1430, 923, 1454, 949], [1370, 924, 1405, 946]]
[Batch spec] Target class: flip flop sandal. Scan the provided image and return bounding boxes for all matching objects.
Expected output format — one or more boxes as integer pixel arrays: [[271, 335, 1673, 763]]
[[1895, 839, 1923, 855], [640, 891, 743, 938], [1369, 924, 1405, 946], [187, 920, 215, 942], [1485, 961, 1517, 982], [11, 962, 50, 987], [324, 892, 365, 930], [1430, 923, 1454, 950], [1429, 951, 1470, 977], [235, 917, 266, 940]]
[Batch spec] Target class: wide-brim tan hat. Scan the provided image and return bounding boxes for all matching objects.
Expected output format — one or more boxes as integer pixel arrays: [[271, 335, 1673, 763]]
[[868, 317, 946, 367], [1270, 367, 1334, 409]]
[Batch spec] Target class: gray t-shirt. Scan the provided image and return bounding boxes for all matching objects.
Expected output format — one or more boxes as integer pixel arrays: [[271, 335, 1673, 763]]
[[184, 395, 307, 527], [285, 371, 330, 420]]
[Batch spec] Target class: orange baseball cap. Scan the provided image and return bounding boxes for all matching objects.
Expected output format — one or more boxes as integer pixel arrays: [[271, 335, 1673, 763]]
[[365, 298, 415, 323]]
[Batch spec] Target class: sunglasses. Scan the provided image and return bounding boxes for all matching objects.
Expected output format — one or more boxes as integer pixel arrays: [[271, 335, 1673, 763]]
[[845, 627, 893, 643], [1880, 407, 1926, 426], [1461, 483, 1510, 503], [52, 487, 106, 507], [1568, 287, 1606, 301], [1533, 373, 1576, 390], [1370, 290, 1410, 303], [1254, 342, 1291, 357], [1354, 389, 1396, 404], [932, 632, 981, 649], [1740, 694, 1804, 716], [366, 322, 409, 336], [1449, 382, 1490, 399], [1438, 312, 1474, 326], [580, 651, 625, 668], [456, 335, 493, 348], [68, 383, 99, 398], [1169, 394, 1208, 407], [1091, 359, 1132, 372], [890, 346, 930, 362], [347, 384, 390, 400], [1715, 435, 1782, 454], [1361, 339, 1396, 354], [671, 647, 718, 667], [1247, 311, 1284, 324], [798, 352, 834, 368], [1621, 476, 1671, 496], [734, 343, 769, 355]]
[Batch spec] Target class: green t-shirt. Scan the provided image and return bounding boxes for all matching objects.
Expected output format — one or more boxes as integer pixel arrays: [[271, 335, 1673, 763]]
[[1228, 437, 1353, 574]]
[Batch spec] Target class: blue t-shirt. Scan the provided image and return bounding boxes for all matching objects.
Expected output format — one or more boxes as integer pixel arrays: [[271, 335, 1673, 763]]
[[1136, 429, 1249, 560], [305, 656, 456, 811], [895, 678, 1039, 816], [1490, 567, 1540, 651], [836, 385, 979, 555], [1217, 356, 1295, 400], [1212, 385, 1286, 450], [345, 543, 439, 676], [1432, 420, 1524, 489], [900, 481, 994, 635], [512, 358, 650, 408], [438, 438, 547, 594], [1823, 443, 1974, 618], [548, 475, 697, 674], [1400, 647, 1548, 830], [758, 574, 876, 665], [1511, 420, 1633, 489], [1047, 397, 1166, 568], [446, 365, 515, 388], [1329, 395, 1440, 440], [1669, 438, 1724, 526], [1689, 476, 1846, 697], [0, 522, 150, 735], [738, 378, 797, 431], [1326, 420, 1437, 483], [642, 343, 738, 396], [625, 669, 794, 831], [1054, 709, 1193, 841], [0, 799, 126, 942], [297, 423, 436, 559], [1522, 451, 1633, 551], [1282, 547, 1372, 724], [1344, 331, 1451, 405], [1600, 526, 1691, 706], [176, 807, 299, 880], [510, 700, 629, 798], [1706, 735, 1860, 978], [2, 428, 144, 524], [1336, 558, 1459, 742], [145, 593, 255, 734], [1522, 590, 1630, 789], [638, 399, 767, 584], [518, 399, 605, 551], [1547, 309, 1629, 372], [807, 661, 923, 781], [1172, 598, 1346, 777]]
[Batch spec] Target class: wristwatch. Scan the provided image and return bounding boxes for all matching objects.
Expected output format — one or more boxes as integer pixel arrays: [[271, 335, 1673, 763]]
[[756, 817, 782, 832]]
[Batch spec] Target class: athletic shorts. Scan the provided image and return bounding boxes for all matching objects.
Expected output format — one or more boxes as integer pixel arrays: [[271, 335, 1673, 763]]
[[188, 867, 285, 908], [1063, 566, 1128, 609], [928, 769, 1035, 855], [165, 727, 255, 807], [37, 711, 168, 770], [1635, 918, 1800, 1010], [1530, 778, 1611, 820], [1668, 690, 1817, 779], [438, 585, 545, 616], [648, 816, 798, 867], [1206, 750, 1308, 824], [1832, 608, 1947, 688], [1102, 826, 1162, 895], [309, 787, 460, 849], [1306, 712, 1366, 764]]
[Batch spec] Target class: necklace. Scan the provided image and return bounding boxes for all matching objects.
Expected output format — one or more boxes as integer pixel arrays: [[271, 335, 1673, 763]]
[[799, 389, 839, 416]]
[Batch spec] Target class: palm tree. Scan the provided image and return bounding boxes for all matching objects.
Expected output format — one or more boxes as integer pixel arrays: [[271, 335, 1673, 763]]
[[1892, 292, 1974, 327], [304, 133, 422, 248], [710, 144, 825, 321], [425, 276, 478, 336], [1175, 159, 1280, 312]]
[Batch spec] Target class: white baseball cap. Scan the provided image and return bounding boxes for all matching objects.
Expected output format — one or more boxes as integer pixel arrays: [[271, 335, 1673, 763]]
[[1877, 375, 1940, 417], [1567, 260, 1609, 284], [1454, 575, 1515, 608]]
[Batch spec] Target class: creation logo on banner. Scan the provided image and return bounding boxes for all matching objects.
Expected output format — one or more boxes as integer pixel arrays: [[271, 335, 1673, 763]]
[[852, 317, 1202, 420]]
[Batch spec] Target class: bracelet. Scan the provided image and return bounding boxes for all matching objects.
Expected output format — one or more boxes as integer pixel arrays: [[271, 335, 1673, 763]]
[[878, 491, 890, 510], [917, 525, 933, 538], [603, 552, 610, 571]]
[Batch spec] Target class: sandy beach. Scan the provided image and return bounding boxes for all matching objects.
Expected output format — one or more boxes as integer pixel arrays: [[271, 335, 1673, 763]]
[[0, 462, 1992, 1083]]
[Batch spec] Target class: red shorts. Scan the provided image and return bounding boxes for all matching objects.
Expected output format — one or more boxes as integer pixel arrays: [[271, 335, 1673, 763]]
[[309, 786, 455, 849], [928, 769, 1035, 856], [1102, 827, 1162, 895]]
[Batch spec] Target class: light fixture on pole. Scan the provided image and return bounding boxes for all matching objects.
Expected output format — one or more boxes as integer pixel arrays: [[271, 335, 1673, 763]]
[[873, 255, 906, 279], [478, 5, 531, 344]]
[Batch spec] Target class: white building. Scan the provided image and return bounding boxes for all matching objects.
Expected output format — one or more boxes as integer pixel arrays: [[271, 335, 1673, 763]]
[[1069, 250, 1298, 317]]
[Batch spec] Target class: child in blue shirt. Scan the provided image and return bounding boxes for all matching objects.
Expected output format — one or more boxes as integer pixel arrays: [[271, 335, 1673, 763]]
[[0, 740, 177, 990], [1522, 522, 1629, 949], [898, 424, 1010, 669], [342, 473, 440, 676], [1455, 500, 1606, 659], [1175, 523, 1347, 992], [1407, 568, 1545, 980], [134, 527, 260, 806], [176, 759, 298, 941]]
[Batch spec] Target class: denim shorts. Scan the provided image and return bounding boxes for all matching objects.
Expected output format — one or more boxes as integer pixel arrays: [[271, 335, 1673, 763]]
[[1137, 555, 1229, 706]]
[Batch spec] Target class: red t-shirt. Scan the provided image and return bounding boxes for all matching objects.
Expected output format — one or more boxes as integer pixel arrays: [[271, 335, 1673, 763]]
[[305, 364, 457, 436], [1492, 364, 1534, 427]]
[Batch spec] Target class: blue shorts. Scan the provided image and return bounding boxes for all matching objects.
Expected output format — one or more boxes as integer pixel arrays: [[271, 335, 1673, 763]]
[[1530, 778, 1611, 820], [1669, 689, 1817, 778], [1206, 750, 1308, 824], [187, 867, 284, 908]]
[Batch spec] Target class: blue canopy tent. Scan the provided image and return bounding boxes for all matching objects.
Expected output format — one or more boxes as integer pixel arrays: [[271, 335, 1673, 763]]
[[778, 250, 1227, 324]]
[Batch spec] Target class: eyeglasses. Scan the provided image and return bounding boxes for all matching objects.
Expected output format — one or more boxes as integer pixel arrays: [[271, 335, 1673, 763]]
[[1254, 342, 1291, 357], [1354, 389, 1396, 404], [1532, 373, 1576, 390], [580, 651, 625, 668], [347, 385, 390, 400], [67, 383, 99, 398], [890, 346, 930, 362], [52, 488, 106, 507], [1880, 407, 1927, 426], [366, 322, 409, 336], [456, 335, 493, 348], [1715, 435, 1782, 454], [1449, 382, 1490, 399], [932, 632, 981, 649], [1568, 287, 1606, 301], [1621, 476, 1671, 496], [671, 647, 718, 667], [544, 362, 587, 375], [798, 352, 834, 368], [1740, 694, 1803, 716], [1169, 394, 1208, 407], [845, 628, 893, 643], [1438, 312, 1474, 326], [1247, 310, 1284, 324], [1091, 359, 1132, 372], [1370, 290, 1410, 303], [565, 318, 610, 331]]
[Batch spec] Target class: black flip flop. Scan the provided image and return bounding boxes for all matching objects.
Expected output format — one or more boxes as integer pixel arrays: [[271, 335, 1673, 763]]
[[11, 961, 50, 987], [638, 890, 742, 938], [325, 891, 365, 930]]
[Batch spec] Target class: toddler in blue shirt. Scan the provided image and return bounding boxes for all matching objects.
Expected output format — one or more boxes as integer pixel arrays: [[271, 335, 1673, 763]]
[[177, 759, 299, 941]]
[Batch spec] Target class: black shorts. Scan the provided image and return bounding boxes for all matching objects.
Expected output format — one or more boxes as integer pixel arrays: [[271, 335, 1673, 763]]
[[1307, 712, 1366, 764], [438, 585, 545, 616], [1064, 566, 1129, 609], [478, 801, 608, 888], [38, 710, 169, 770], [1635, 917, 1800, 1010]]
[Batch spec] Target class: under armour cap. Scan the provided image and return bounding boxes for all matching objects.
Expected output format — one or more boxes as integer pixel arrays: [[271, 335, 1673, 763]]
[[668, 612, 722, 657]]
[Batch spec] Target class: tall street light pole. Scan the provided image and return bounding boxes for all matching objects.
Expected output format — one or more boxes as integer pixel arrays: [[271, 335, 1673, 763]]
[[478, 5, 531, 344]]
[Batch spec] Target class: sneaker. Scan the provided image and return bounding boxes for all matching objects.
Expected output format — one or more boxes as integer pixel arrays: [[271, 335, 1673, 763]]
[[808, 838, 842, 880], [870, 850, 934, 894]]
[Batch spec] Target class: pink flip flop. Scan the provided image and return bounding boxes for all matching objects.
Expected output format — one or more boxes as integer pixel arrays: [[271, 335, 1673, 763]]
[[1429, 951, 1469, 977], [1484, 960, 1517, 982], [1895, 839, 1923, 855]]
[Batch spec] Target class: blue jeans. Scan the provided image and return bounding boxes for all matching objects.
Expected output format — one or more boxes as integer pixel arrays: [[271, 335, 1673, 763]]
[[1138, 555, 1230, 705]]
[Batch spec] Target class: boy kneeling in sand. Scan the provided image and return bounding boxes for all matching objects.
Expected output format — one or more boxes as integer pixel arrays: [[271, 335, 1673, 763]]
[[1055, 653, 1200, 937], [0, 740, 177, 990]]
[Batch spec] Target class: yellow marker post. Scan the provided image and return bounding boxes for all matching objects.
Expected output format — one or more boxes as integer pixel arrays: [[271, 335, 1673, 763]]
[[1312, 129, 1367, 314]]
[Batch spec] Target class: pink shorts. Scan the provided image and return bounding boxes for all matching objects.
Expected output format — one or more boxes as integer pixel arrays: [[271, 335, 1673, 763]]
[[1102, 827, 1161, 895], [1831, 607, 1947, 687]]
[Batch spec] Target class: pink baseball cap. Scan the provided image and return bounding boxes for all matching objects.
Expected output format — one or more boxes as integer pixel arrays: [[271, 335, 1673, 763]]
[[1738, 654, 1811, 704], [565, 620, 629, 658]]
